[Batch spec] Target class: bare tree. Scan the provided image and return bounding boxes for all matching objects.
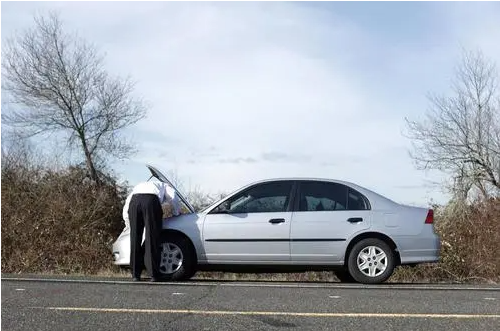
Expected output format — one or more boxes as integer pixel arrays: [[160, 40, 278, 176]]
[[405, 49, 500, 200], [2, 12, 147, 185]]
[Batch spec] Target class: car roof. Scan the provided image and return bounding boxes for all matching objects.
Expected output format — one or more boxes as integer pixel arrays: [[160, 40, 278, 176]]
[[242, 177, 356, 185], [201, 177, 399, 213], [240, 177, 385, 193]]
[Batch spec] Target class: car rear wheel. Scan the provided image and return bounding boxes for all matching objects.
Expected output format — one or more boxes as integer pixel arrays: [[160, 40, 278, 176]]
[[347, 238, 395, 284], [158, 233, 196, 281]]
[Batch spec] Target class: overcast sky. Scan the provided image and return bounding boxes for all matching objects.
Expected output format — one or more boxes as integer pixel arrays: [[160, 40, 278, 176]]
[[2, 1, 500, 206]]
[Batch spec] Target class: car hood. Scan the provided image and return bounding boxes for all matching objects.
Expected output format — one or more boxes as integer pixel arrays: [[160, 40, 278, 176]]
[[146, 164, 196, 214]]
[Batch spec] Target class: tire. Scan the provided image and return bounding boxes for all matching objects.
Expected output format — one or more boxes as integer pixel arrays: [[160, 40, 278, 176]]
[[157, 233, 196, 281], [334, 269, 356, 283], [347, 238, 395, 284]]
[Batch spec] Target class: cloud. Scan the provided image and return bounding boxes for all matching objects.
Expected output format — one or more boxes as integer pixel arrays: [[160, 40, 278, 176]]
[[217, 152, 309, 164], [2, 1, 500, 205], [218, 157, 258, 164], [260, 152, 310, 163]]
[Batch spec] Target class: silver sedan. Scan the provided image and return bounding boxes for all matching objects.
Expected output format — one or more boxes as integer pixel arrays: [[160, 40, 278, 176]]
[[112, 165, 440, 284]]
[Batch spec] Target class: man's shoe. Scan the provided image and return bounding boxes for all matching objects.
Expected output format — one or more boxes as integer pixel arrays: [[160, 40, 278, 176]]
[[150, 277, 159, 282], [132, 277, 141, 282]]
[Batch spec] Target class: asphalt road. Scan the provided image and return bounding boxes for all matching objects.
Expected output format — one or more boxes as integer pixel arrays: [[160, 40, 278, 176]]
[[2, 277, 500, 331]]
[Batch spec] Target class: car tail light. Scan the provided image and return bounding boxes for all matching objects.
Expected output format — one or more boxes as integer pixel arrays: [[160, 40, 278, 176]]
[[425, 209, 434, 224]]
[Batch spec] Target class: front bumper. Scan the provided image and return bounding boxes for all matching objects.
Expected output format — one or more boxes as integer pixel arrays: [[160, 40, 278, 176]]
[[112, 228, 131, 266]]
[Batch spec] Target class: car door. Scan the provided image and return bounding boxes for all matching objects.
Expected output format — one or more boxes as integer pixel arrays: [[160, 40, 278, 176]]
[[202, 180, 295, 263], [290, 180, 372, 263]]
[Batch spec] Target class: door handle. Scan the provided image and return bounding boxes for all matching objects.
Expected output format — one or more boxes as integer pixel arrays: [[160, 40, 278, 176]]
[[269, 218, 285, 224], [347, 217, 363, 223]]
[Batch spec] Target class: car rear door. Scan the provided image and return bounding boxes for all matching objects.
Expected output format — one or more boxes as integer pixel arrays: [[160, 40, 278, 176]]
[[202, 180, 295, 263], [290, 180, 372, 263]]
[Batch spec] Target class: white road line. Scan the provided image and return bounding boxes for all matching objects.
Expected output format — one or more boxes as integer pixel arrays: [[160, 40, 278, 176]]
[[329, 295, 341, 299], [484, 297, 496, 300], [34, 306, 500, 319], [2, 277, 500, 291], [15, 288, 25, 291], [172, 292, 185, 295]]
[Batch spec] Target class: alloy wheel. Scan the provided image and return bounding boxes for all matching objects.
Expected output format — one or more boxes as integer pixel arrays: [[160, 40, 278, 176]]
[[159, 242, 183, 274], [356, 245, 387, 277]]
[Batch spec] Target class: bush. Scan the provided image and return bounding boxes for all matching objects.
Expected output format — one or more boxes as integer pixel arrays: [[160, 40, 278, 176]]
[[1, 148, 498, 283], [391, 198, 500, 283], [1, 161, 127, 274]]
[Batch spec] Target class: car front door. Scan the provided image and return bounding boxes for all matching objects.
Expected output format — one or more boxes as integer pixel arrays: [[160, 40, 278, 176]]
[[290, 180, 372, 263], [202, 180, 295, 263]]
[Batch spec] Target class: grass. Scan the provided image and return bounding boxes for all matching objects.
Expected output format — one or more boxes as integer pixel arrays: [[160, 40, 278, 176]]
[[18, 264, 494, 284]]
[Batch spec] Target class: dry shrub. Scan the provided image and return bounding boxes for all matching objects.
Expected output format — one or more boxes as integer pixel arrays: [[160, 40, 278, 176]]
[[1, 162, 127, 274], [195, 271, 337, 282], [2, 147, 498, 283], [391, 198, 500, 283]]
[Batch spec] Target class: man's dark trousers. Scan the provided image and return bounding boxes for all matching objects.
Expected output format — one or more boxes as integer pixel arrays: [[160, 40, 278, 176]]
[[128, 193, 163, 279]]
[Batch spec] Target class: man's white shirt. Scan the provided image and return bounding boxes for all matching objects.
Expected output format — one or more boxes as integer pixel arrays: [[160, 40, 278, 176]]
[[122, 181, 181, 229]]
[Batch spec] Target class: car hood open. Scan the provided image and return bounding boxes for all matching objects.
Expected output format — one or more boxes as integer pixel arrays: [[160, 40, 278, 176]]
[[146, 164, 196, 214]]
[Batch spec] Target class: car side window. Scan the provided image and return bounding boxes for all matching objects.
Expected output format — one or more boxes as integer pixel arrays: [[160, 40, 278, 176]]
[[299, 181, 347, 212], [347, 187, 370, 210], [216, 181, 293, 214], [298, 181, 370, 211]]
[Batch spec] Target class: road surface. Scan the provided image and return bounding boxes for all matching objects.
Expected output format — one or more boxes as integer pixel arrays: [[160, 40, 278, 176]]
[[2, 276, 499, 330]]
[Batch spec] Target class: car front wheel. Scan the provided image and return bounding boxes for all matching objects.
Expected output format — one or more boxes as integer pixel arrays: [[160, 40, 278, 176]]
[[158, 233, 196, 281], [347, 238, 395, 284]]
